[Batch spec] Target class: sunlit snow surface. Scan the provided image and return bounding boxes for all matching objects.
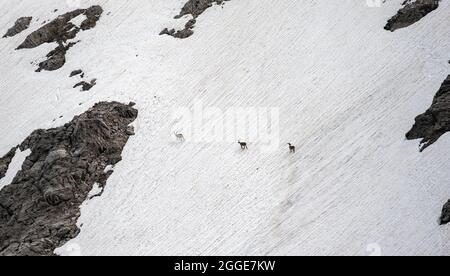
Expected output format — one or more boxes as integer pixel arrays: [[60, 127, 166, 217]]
[[1, 0, 450, 255], [0, 149, 30, 191]]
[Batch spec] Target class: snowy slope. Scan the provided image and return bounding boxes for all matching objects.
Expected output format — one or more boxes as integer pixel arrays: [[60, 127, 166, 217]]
[[1, 0, 450, 255]]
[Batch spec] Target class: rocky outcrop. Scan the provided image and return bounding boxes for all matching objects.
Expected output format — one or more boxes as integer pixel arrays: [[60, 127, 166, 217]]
[[16, 6, 103, 72], [0, 147, 18, 180], [440, 200, 450, 225], [0, 102, 138, 256], [2, 17, 32, 38], [160, 19, 195, 39], [17, 6, 102, 50], [69, 69, 83, 77], [73, 79, 97, 91], [406, 75, 450, 152], [406, 75, 450, 226], [176, 0, 228, 18], [392, 1, 448, 225], [160, 0, 229, 39], [385, 0, 440, 32], [36, 41, 78, 72], [70, 70, 95, 91]]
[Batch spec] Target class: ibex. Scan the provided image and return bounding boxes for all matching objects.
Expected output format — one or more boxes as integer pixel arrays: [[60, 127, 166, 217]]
[[238, 141, 248, 150], [174, 132, 185, 141], [288, 143, 296, 153]]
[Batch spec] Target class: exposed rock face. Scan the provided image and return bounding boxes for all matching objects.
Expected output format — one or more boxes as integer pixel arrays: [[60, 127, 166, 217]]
[[440, 200, 450, 225], [160, 20, 195, 39], [0, 102, 138, 256], [176, 0, 228, 18], [36, 42, 78, 72], [385, 0, 440, 32], [69, 69, 83, 77], [406, 75, 450, 226], [73, 79, 97, 91], [391, 1, 448, 226], [160, 0, 229, 39], [406, 75, 450, 152], [17, 6, 102, 49], [0, 147, 18, 180], [16, 6, 103, 72], [2, 17, 32, 38]]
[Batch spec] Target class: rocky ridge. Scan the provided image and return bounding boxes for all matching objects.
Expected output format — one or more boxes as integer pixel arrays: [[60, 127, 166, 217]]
[[0, 101, 138, 256], [2, 17, 32, 38], [15, 6, 103, 72], [385, 0, 441, 31]]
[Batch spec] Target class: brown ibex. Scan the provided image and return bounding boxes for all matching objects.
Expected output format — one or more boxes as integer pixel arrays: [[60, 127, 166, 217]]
[[238, 141, 248, 150], [288, 143, 296, 153], [174, 132, 185, 141]]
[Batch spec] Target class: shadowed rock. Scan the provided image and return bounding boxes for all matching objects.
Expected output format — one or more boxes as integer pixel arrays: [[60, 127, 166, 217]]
[[3, 17, 32, 38], [17, 6, 102, 49], [385, 0, 440, 32], [16, 6, 102, 72], [175, 0, 228, 18], [0, 102, 138, 256], [69, 69, 83, 77], [440, 200, 450, 225], [74, 79, 96, 91], [406, 75, 450, 151], [160, 0, 229, 39], [36, 41, 78, 72]]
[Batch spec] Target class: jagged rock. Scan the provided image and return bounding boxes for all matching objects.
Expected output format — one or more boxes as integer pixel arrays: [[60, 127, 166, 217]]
[[0, 147, 18, 180], [159, 28, 175, 36], [160, 0, 229, 39], [73, 79, 96, 91], [36, 42, 77, 72], [175, 0, 228, 18], [16, 6, 103, 72], [69, 69, 83, 77], [406, 75, 450, 151], [385, 0, 440, 32], [80, 6, 103, 30], [17, 6, 102, 49], [440, 200, 450, 225], [167, 27, 195, 39], [2, 17, 32, 38], [0, 101, 138, 256]]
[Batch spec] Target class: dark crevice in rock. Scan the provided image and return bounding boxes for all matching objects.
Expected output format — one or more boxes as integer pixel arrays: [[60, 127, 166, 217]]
[[0, 147, 18, 180], [406, 75, 450, 152], [74, 79, 96, 91], [3, 17, 33, 38], [385, 0, 440, 32], [0, 102, 138, 256], [440, 200, 450, 225], [160, 0, 229, 39], [16, 6, 103, 72]]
